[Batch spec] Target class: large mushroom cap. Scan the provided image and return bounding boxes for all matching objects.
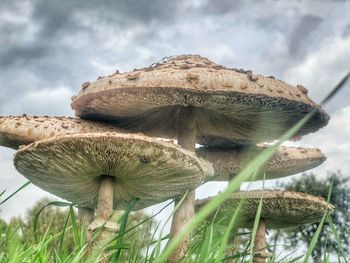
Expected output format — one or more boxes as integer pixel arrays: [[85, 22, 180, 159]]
[[0, 115, 120, 149], [195, 190, 333, 229], [14, 132, 213, 210], [71, 54, 329, 147], [197, 146, 326, 181]]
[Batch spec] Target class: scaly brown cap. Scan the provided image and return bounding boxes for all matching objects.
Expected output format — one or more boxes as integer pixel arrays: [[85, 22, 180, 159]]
[[14, 132, 213, 210], [195, 190, 334, 229], [197, 146, 326, 181], [71, 55, 329, 147]]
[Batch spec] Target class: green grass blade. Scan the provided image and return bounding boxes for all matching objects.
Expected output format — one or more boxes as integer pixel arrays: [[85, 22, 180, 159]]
[[58, 211, 71, 253], [214, 201, 243, 263], [110, 198, 139, 262], [0, 181, 31, 205], [69, 205, 81, 248], [326, 214, 348, 262], [320, 71, 349, 105], [33, 201, 71, 241], [249, 196, 263, 262], [0, 189, 6, 198], [303, 179, 334, 262]]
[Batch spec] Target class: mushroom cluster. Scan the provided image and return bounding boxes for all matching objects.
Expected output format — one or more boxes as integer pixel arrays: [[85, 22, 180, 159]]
[[0, 54, 333, 262]]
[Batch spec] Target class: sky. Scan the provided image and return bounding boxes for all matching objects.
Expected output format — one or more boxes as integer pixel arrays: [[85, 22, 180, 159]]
[[0, 0, 350, 248]]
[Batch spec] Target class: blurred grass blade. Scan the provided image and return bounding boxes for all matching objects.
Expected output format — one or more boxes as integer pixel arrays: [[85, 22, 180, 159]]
[[320, 72, 350, 106], [0, 181, 31, 205], [0, 189, 6, 198]]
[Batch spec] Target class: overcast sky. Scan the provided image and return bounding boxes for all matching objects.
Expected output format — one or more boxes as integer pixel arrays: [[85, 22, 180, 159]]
[[0, 1, 349, 247]]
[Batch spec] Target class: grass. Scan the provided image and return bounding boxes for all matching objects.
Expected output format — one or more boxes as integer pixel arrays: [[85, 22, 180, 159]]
[[0, 191, 346, 262], [0, 72, 349, 262]]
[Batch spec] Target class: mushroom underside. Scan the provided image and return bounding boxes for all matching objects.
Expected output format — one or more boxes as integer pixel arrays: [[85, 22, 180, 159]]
[[14, 133, 210, 210], [196, 191, 332, 229], [196, 146, 326, 181], [73, 88, 328, 147]]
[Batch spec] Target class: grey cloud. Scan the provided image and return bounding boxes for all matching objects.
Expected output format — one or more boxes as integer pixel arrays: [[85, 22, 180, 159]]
[[288, 15, 323, 56], [198, 0, 247, 15], [343, 24, 350, 38], [0, 0, 188, 84]]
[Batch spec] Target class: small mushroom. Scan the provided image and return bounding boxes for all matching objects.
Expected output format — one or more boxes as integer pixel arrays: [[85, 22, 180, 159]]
[[195, 190, 334, 263], [197, 146, 326, 182]]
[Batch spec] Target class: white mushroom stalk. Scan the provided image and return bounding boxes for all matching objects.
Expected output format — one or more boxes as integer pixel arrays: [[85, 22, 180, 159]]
[[254, 219, 270, 263], [168, 107, 197, 262]]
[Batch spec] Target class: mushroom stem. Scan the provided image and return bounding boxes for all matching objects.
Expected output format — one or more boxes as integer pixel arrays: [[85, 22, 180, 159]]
[[168, 107, 196, 263], [87, 176, 116, 262], [253, 219, 267, 263], [96, 175, 115, 221]]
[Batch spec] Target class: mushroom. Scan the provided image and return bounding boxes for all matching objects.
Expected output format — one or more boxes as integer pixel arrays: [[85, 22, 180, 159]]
[[70, 55, 329, 261], [71, 54, 329, 148], [0, 115, 126, 226], [195, 190, 334, 262], [0, 115, 120, 150], [197, 146, 326, 181], [14, 132, 213, 259]]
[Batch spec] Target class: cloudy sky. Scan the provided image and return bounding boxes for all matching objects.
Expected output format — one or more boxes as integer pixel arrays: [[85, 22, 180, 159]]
[[0, 0, 349, 243]]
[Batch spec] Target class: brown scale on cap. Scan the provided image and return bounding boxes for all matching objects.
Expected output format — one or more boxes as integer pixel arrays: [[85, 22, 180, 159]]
[[82, 82, 90, 89], [71, 55, 329, 148], [126, 72, 140, 80], [297, 84, 309, 95], [247, 70, 259, 82], [197, 146, 326, 182], [195, 190, 334, 229]]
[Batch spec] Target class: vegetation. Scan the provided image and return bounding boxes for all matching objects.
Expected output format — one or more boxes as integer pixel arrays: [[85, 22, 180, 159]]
[[0, 171, 348, 262], [0, 195, 156, 262], [272, 171, 350, 261]]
